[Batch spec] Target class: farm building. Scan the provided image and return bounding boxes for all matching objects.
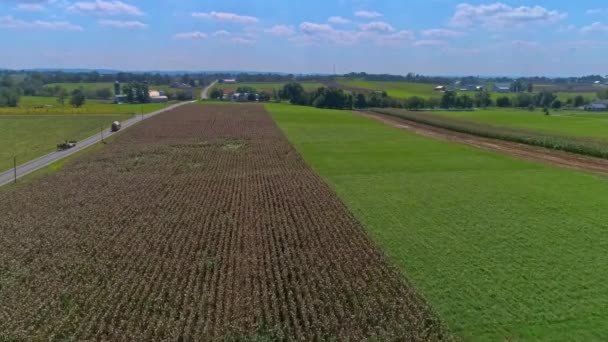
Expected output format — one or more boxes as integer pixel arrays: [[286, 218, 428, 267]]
[[434, 85, 446, 91], [149, 90, 169, 103], [584, 100, 608, 112], [493, 84, 511, 93], [222, 79, 237, 84], [114, 95, 128, 104]]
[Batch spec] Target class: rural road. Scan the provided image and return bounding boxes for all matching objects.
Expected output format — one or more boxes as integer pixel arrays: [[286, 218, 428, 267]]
[[201, 80, 218, 100], [0, 101, 192, 187]]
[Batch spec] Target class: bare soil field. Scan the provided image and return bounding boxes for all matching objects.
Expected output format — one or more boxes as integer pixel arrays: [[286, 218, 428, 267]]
[[362, 111, 608, 176], [0, 104, 446, 340]]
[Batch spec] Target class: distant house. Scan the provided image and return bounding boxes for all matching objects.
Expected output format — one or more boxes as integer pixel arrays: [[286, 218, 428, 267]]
[[149, 90, 169, 103], [493, 84, 511, 93], [223, 79, 237, 84], [434, 85, 446, 92], [231, 92, 258, 102], [584, 100, 608, 112], [458, 85, 483, 92], [170, 82, 192, 89]]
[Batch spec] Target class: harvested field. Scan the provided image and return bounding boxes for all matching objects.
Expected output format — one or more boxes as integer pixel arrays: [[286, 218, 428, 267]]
[[0, 104, 446, 340]]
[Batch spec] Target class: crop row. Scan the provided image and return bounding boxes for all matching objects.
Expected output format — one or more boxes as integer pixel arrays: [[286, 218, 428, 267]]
[[0, 104, 447, 340], [372, 108, 608, 159]]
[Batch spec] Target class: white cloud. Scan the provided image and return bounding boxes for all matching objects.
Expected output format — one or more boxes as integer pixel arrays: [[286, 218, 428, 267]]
[[0, 15, 82, 30], [192, 11, 258, 24], [174, 31, 207, 40], [68, 0, 143, 16], [265, 25, 295, 36], [16, 3, 45, 11], [300, 22, 334, 34], [99, 19, 146, 29], [354, 10, 382, 18], [450, 3, 566, 29], [212, 30, 231, 37], [587, 8, 608, 15], [232, 37, 255, 45], [295, 22, 412, 47], [581, 22, 608, 34], [414, 40, 447, 47], [421, 28, 464, 39], [360, 21, 395, 33], [328, 16, 350, 24]]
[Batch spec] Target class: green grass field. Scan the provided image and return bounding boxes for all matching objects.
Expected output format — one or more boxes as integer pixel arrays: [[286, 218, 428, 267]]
[[337, 79, 439, 98], [0, 114, 132, 172], [46, 82, 115, 92], [214, 82, 323, 93], [435, 108, 608, 140], [268, 103, 608, 340], [1, 96, 175, 115]]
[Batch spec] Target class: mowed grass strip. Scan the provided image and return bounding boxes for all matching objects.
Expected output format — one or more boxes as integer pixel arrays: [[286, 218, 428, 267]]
[[434, 108, 608, 140], [268, 103, 608, 340], [0, 114, 131, 172], [374, 108, 608, 159]]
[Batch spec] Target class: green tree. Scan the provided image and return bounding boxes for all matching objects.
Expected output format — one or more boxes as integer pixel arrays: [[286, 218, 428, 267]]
[[69, 89, 86, 107], [551, 99, 562, 109], [440, 91, 457, 108], [496, 96, 512, 107], [573, 95, 585, 107], [474, 90, 492, 108], [354, 93, 367, 109], [209, 88, 224, 99], [57, 89, 67, 106], [280, 82, 306, 105], [405, 96, 425, 110], [95, 88, 112, 100]]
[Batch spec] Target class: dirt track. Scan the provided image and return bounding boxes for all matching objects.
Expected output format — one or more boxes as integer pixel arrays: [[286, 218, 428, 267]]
[[362, 111, 608, 176]]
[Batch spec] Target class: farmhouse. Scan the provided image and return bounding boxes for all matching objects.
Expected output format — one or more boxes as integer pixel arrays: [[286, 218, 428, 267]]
[[149, 90, 169, 103], [114, 94, 128, 104], [493, 84, 511, 93], [584, 100, 608, 112], [223, 79, 237, 84], [434, 85, 446, 91]]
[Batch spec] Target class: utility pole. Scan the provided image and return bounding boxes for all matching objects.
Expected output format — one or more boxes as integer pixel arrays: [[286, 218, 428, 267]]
[[100, 125, 104, 142], [13, 156, 17, 184]]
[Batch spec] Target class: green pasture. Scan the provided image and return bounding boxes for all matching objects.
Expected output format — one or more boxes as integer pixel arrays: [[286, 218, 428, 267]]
[[214, 82, 323, 93], [45, 82, 115, 93], [336, 79, 438, 98], [268, 103, 608, 340], [0, 114, 132, 172], [435, 108, 608, 140], [1, 96, 174, 115]]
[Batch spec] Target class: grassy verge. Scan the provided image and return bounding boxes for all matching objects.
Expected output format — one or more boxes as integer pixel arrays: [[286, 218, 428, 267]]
[[0, 114, 132, 172], [0, 137, 111, 194], [372, 108, 608, 159], [268, 103, 608, 340]]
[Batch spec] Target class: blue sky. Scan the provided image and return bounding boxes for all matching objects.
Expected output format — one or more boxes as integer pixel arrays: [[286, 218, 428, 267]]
[[1, 0, 608, 76]]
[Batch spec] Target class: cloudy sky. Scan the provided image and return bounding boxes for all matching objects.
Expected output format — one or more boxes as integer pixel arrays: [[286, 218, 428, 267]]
[[1, 0, 608, 76]]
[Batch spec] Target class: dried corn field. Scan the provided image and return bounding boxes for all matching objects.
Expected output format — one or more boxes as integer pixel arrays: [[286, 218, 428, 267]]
[[0, 104, 447, 340]]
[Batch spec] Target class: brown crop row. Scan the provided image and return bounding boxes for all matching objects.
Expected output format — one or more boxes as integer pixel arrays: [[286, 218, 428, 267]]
[[0, 104, 448, 340]]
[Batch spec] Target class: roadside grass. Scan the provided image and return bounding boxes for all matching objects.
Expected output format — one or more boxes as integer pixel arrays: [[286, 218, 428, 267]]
[[0, 135, 113, 194], [336, 79, 438, 98], [268, 103, 608, 340], [373, 108, 608, 159], [1, 96, 175, 115], [0, 114, 132, 172]]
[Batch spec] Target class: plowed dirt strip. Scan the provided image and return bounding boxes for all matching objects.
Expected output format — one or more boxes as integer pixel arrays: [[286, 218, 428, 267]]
[[0, 104, 447, 340]]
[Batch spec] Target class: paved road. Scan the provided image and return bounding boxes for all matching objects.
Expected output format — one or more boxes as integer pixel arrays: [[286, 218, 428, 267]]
[[201, 80, 218, 100], [0, 101, 192, 187]]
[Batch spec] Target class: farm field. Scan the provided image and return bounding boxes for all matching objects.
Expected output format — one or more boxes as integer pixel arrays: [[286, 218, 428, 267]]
[[214, 81, 323, 93], [268, 103, 608, 340], [0, 104, 445, 340], [0, 114, 132, 172], [336, 79, 438, 98], [46, 82, 115, 93], [434, 108, 608, 140], [1, 96, 175, 115]]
